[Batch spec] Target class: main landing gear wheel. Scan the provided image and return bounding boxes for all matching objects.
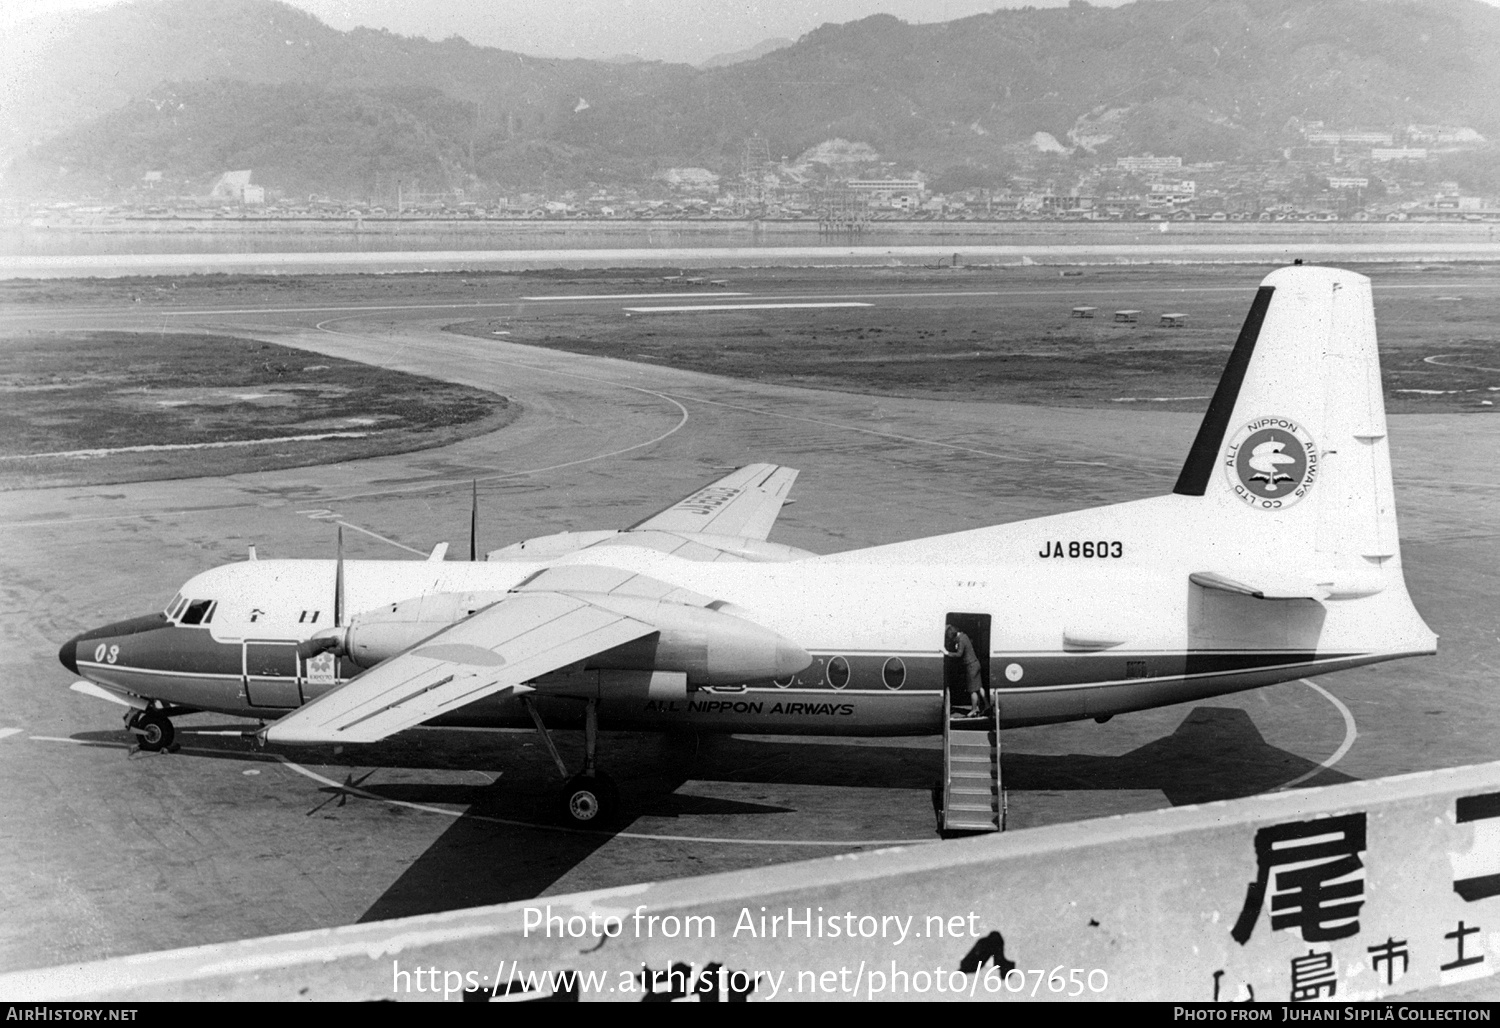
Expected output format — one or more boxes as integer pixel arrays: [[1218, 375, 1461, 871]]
[[130, 710, 174, 752], [559, 773, 619, 827]]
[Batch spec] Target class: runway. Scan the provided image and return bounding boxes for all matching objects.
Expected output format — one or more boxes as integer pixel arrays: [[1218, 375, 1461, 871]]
[[1, 267, 1497, 975], [5, 236, 1500, 278]]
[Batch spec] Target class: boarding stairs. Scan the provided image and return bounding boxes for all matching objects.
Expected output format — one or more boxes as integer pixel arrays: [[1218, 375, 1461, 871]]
[[940, 698, 1004, 833]]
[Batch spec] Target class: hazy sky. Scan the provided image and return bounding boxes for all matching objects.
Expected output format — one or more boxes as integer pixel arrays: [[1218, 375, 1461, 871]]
[[15, 0, 1500, 63], [11, 0, 1116, 63]]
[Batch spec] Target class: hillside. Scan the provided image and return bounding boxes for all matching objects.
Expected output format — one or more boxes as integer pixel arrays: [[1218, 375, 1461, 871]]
[[1, 0, 690, 174], [6, 0, 1499, 198]]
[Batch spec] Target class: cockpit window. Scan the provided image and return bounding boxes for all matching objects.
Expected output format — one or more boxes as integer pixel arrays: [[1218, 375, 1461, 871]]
[[180, 599, 216, 626], [165, 594, 184, 619]]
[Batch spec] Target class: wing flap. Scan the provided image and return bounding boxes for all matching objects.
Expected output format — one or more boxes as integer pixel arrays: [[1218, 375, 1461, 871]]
[[263, 592, 655, 745]]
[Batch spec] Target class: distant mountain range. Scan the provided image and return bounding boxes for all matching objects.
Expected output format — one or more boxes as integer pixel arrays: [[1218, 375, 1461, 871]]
[[5, 0, 1499, 198], [698, 37, 795, 70]]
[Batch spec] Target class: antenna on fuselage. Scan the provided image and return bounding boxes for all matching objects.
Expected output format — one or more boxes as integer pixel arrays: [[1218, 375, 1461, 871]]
[[470, 478, 479, 561]]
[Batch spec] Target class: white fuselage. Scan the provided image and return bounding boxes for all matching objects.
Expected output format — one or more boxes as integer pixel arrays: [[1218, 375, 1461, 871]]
[[70, 492, 1435, 737]]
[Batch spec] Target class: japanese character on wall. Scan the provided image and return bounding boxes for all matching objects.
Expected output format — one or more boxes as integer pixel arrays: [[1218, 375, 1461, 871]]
[[1232, 812, 1366, 944]]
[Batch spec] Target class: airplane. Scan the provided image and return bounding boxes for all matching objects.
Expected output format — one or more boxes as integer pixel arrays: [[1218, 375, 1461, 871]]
[[58, 265, 1436, 826]]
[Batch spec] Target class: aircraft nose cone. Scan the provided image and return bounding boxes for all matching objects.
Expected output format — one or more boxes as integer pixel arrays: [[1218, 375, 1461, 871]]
[[58, 636, 80, 675]]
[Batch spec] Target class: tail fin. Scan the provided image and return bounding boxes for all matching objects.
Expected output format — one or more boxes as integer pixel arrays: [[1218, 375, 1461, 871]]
[[1173, 266, 1400, 596]]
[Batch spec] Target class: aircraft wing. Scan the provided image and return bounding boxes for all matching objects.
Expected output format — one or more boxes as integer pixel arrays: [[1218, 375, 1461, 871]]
[[262, 591, 656, 745], [627, 463, 798, 541]]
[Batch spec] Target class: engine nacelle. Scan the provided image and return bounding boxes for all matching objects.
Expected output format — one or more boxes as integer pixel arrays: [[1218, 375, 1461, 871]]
[[536, 669, 691, 702], [337, 591, 508, 668], [574, 592, 810, 686], [323, 588, 810, 687]]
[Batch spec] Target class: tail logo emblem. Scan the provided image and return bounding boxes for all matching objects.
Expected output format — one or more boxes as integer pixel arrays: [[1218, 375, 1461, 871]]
[[1224, 417, 1318, 509]]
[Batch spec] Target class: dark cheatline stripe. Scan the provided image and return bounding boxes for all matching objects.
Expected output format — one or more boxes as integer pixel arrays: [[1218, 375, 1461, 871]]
[[1173, 285, 1275, 496]]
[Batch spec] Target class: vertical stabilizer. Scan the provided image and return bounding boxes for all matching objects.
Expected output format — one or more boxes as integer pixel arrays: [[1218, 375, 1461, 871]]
[[1172, 266, 1402, 596]]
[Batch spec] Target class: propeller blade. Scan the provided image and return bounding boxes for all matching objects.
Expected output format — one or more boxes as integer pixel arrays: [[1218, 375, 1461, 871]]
[[470, 479, 479, 561], [334, 525, 345, 628]]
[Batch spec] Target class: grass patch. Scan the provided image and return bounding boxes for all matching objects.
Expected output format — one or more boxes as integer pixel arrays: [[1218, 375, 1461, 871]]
[[0, 331, 512, 489], [445, 264, 1500, 414]]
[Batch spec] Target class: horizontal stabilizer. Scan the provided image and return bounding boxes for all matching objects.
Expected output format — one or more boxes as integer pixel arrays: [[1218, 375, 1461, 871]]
[[1190, 571, 1329, 601]]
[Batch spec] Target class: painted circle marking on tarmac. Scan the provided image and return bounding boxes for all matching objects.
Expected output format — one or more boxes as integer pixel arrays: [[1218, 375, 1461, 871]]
[[1425, 353, 1500, 374], [1275, 679, 1358, 790]]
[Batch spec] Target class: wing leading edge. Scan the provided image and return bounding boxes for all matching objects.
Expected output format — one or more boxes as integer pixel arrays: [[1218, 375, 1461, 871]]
[[263, 591, 655, 745]]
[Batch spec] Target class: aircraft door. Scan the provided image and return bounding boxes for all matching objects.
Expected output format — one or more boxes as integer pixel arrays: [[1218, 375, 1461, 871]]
[[943, 612, 992, 709], [243, 641, 303, 708]]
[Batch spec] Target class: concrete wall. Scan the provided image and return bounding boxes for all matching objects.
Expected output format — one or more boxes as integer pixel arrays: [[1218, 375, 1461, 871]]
[[5, 761, 1499, 1001]]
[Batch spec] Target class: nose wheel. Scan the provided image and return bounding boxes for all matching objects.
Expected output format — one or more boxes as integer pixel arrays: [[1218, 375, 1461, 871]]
[[127, 709, 175, 752]]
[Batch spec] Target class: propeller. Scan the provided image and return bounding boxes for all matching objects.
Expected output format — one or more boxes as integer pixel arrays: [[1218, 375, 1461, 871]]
[[334, 524, 345, 628], [470, 478, 479, 561], [300, 525, 348, 658]]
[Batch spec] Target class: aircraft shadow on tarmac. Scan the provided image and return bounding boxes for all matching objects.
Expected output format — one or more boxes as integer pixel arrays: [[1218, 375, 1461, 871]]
[[71, 702, 1353, 809], [1002, 706, 1357, 807], [65, 704, 1351, 920]]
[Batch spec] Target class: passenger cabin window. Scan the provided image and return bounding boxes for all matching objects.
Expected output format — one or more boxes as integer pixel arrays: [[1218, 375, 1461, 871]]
[[180, 599, 217, 626]]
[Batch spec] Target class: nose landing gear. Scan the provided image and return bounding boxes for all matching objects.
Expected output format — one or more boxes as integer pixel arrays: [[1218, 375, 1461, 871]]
[[126, 709, 175, 752]]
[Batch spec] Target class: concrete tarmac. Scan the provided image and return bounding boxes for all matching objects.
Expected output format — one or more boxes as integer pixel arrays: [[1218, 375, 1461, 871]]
[[1, 271, 1496, 977]]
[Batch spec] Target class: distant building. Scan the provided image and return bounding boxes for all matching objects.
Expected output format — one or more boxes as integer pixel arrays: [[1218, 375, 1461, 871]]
[[209, 170, 256, 202], [1328, 177, 1369, 189], [1306, 130, 1394, 146], [655, 167, 720, 194], [1148, 180, 1196, 205], [1371, 148, 1428, 162], [1407, 125, 1486, 145], [1023, 193, 1094, 213], [210, 170, 252, 198], [844, 178, 925, 202], [141, 171, 162, 189], [1116, 155, 1182, 175]]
